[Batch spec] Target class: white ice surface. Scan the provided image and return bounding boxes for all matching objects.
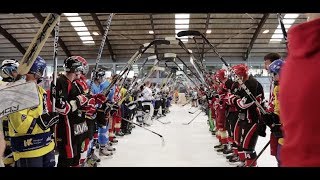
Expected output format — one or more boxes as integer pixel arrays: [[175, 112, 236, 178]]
[[94, 104, 277, 167]]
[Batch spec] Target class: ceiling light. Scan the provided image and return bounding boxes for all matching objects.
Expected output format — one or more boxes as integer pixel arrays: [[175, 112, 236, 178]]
[[77, 31, 91, 36], [175, 24, 189, 29], [175, 14, 190, 19], [83, 41, 95, 44], [271, 34, 284, 39], [262, 29, 269, 34], [206, 29, 212, 34], [67, 17, 82, 22], [284, 14, 300, 19], [74, 27, 89, 31], [149, 30, 154, 34], [92, 32, 99, 36], [175, 19, 189, 24], [80, 36, 94, 41], [64, 13, 79, 17], [71, 22, 85, 27]]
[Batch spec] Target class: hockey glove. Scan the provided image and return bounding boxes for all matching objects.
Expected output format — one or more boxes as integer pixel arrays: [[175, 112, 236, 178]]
[[36, 112, 59, 130], [55, 98, 71, 115], [271, 124, 283, 138], [83, 98, 96, 119], [261, 112, 280, 128], [110, 104, 119, 116], [93, 93, 107, 105], [69, 94, 90, 112], [257, 119, 267, 137]]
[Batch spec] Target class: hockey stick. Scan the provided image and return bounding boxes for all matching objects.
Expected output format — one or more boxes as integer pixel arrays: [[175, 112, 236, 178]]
[[18, 13, 60, 76], [182, 110, 202, 125], [51, 16, 60, 112], [114, 115, 165, 146], [277, 13, 288, 49], [182, 99, 192, 106], [188, 108, 200, 114], [162, 53, 201, 89], [155, 118, 171, 124], [177, 30, 267, 115], [0, 13, 60, 117], [102, 39, 169, 97], [248, 140, 270, 167], [90, 13, 114, 93], [164, 37, 209, 88]]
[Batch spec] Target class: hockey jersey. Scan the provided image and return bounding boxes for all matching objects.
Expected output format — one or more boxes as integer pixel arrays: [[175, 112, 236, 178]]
[[8, 86, 54, 161]]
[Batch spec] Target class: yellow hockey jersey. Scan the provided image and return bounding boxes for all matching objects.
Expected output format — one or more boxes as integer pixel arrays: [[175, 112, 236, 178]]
[[273, 85, 284, 145], [8, 85, 54, 161]]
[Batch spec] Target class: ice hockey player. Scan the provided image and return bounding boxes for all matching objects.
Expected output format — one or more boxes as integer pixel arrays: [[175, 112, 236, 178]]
[[152, 83, 162, 119], [8, 56, 59, 167], [70, 57, 105, 167], [263, 59, 285, 167], [119, 79, 133, 135], [53, 56, 92, 167], [225, 64, 265, 167], [87, 69, 115, 158], [263, 52, 282, 160], [140, 81, 154, 126], [213, 69, 229, 156], [0, 59, 19, 167]]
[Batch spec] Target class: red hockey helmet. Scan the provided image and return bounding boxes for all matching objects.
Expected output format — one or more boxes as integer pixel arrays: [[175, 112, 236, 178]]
[[232, 64, 248, 79], [216, 69, 227, 82]]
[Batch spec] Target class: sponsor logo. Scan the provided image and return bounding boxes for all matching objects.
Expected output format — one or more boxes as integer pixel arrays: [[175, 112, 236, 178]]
[[74, 122, 88, 135], [0, 105, 19, 116], [24, 138, 33, 147]]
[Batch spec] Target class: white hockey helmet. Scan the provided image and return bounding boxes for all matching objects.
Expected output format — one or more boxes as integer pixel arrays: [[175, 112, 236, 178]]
[[0, 59, 19, 81]]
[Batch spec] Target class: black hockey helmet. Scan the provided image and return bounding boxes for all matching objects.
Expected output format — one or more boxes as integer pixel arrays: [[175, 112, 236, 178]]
[[63, 56, 88, 74]]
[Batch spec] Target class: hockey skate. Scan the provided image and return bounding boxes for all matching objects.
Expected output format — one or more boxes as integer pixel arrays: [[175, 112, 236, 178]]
[[216, 147, 224, 155], [106, 145, 116, 152], [214, 144, 223, 150], [226, 153, 234, 160], [110, 138, 118, 145], [99, 148, 113, 158], [115, 131, 125, 137]]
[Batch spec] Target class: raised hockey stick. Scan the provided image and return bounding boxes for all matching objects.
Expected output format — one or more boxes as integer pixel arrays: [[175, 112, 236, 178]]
[[277, 13, 288, 48], [102, 39, 169, 97], [0, 13, 60, 117], [51, 16, 60, 112], [90, 13, 114, 93], [182, 110, 202, 125], [177, 30, 267, 115], [18, 13, 60, 76], [114, 115, 165, 146]]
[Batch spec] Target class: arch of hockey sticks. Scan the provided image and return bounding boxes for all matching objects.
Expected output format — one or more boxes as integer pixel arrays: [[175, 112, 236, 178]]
[[0, 13, 288, 166]]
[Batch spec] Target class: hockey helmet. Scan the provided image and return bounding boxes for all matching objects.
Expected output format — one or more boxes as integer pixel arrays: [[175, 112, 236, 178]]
[[0, 59, 19, 81], [64, 56, 88, 74], [268, 59, 284, 74], [232, 64, 249, 79], [29, 56, 46, 77], [216, 69, 227, 82]]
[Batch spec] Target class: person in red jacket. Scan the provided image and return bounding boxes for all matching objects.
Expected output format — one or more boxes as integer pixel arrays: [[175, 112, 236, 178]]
[[280, 14, 320, 167]]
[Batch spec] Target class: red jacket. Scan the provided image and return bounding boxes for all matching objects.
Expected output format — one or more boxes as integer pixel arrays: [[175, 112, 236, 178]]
[[280, 18, 320, 167]]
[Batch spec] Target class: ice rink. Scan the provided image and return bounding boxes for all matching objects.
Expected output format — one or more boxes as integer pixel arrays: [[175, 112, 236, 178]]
[[97, 104, 277, 167]]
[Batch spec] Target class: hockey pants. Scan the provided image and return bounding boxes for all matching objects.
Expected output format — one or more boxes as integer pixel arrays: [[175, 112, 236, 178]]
[[234, 119, 259, 166], [16, 150, 55, 167]]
